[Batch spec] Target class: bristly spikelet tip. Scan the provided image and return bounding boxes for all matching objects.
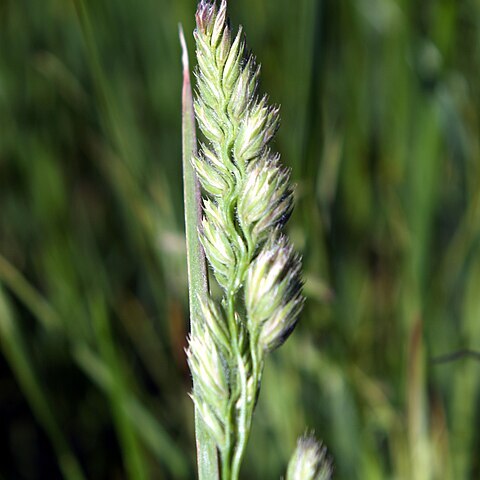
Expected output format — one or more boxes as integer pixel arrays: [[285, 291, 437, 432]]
[[195, 1, 217, 35]]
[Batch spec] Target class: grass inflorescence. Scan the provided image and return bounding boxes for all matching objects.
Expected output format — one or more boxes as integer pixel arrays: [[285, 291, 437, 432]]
[[186, 1, 313, 478]]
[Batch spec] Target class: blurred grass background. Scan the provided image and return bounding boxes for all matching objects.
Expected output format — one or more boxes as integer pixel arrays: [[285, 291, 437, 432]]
[[1, 0, 480, 478]]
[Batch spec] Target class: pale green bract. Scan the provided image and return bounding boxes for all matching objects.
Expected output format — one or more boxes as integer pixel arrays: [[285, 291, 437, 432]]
[[186, 1, 316, 478], [286, 436, 332, 480]]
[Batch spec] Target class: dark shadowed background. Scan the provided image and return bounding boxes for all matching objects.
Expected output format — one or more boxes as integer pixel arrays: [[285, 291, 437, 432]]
[[1, 0, 480, 478]]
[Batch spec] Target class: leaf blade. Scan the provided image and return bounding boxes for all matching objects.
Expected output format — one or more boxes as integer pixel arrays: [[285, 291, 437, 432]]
[[180, 24, 220, 480]]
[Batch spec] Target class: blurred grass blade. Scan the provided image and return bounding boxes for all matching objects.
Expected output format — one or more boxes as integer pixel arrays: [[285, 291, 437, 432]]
[[407, 318, 431, 480], [73, 344, 190, 478], [71, 0, 135, 173], [179, 24, 219, 480], [0, 286, 86, 480], [0, 253, 187, 476], [88, 295, 148, 480], [0, 254, 61, 331]]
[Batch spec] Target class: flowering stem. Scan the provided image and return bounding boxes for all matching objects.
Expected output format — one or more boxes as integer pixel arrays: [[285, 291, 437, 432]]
[[187, 2, 306, 479]]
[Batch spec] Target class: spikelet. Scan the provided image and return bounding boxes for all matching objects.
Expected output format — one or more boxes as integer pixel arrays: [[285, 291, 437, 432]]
[[245, 233, 304, 353], [287, 435, 332, 480], [186, 312, 229, 448]]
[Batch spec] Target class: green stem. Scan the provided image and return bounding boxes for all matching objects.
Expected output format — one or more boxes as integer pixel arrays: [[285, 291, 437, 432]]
[[220, 291, 237, 480], [224, 291, 241, 480], [220, 431, 233, 480], [223, 278, 257, 480], [231, 352, 250, 480], [231, 332, 262, 480]]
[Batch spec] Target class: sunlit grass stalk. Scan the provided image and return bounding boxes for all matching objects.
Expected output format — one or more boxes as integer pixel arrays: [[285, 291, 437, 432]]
[[184, 1, 323, 478]]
